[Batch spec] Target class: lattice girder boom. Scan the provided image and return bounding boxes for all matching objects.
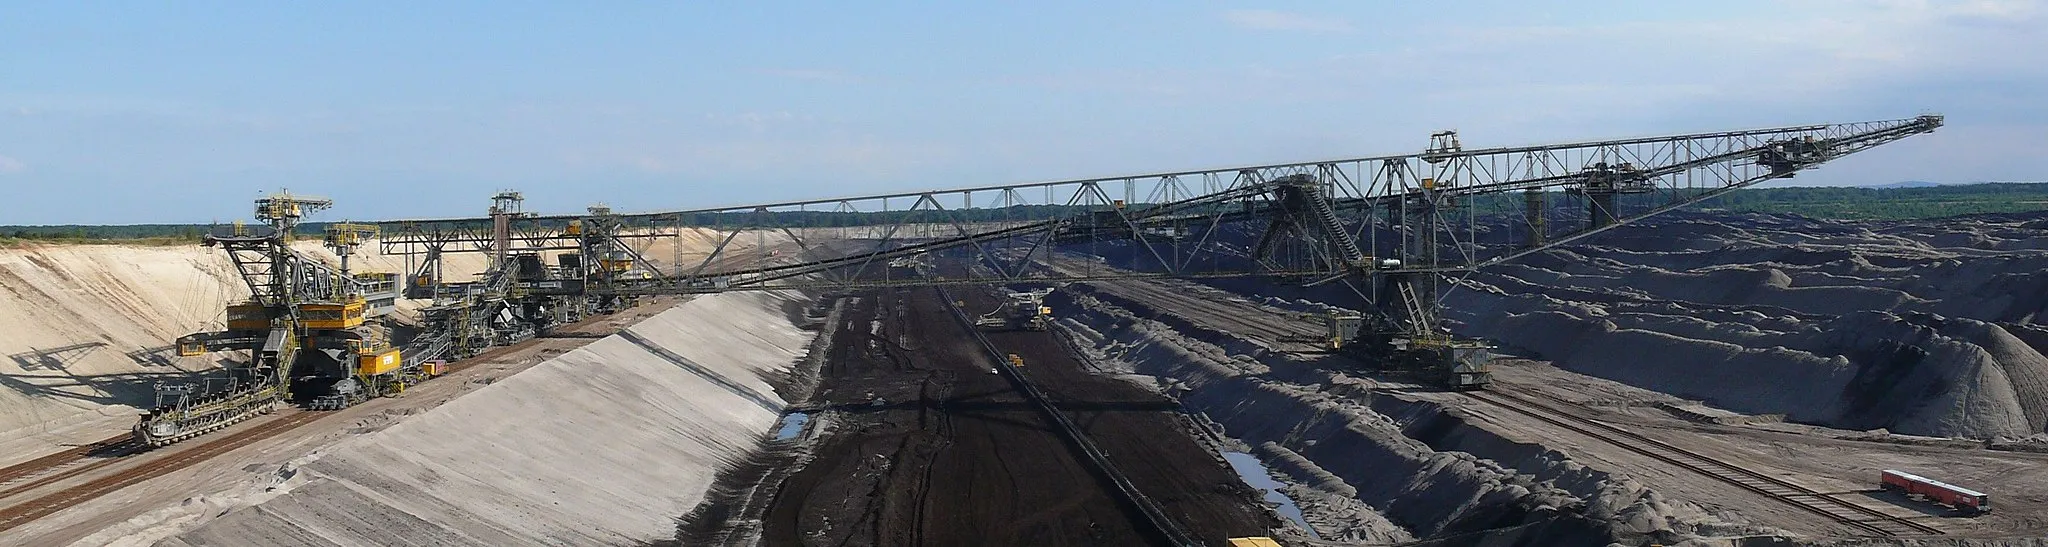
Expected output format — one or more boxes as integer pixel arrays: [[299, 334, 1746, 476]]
[[206, 228, 364, 311], [367, 116, 1940, 295]]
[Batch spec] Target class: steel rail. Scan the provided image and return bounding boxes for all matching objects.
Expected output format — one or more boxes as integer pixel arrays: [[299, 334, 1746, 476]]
[[0, 411, 327, 533], [0, 435, 132, 488], [934, 284, 1201, 547], [1464, 389, 1943, 537], [0, 303, 647, 533], [0, 437, 141, 503]]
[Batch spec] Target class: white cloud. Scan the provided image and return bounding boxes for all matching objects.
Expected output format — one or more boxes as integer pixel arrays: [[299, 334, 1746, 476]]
[[1221, 9, 1353, 33], [0, 155, 23, 174]]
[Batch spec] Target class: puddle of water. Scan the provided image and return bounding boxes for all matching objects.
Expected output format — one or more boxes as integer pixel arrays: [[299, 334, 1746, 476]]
[[775, 412, 810, 440], [1222, 451, 1318, 539]]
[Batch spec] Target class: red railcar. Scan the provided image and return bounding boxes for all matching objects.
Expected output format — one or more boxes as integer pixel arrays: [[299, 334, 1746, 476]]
[[1881, 469, 1990, 514]]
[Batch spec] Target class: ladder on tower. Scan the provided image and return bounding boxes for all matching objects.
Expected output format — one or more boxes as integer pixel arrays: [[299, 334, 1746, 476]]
[[1395, 277, 1437, 338]]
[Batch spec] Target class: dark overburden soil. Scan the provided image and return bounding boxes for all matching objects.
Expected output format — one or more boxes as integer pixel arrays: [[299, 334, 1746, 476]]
[[1170, 210, 2048, 439], [729, 285, 1270, 546]]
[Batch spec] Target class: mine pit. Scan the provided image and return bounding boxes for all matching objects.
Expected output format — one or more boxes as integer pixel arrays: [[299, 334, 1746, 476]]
[[7, 116, 2047, 547]]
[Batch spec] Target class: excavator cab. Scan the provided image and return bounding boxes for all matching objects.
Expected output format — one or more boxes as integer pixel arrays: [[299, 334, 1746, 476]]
[[175, 335, 209, 357]]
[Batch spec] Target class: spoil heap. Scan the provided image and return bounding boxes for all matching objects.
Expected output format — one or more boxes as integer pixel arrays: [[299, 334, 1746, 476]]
[[1448, 211, 2048, 438]]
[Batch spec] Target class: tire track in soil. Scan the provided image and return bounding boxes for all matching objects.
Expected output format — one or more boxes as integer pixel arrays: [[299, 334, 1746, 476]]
[[763, 283, 1159, 546], [910, 374, 955, 547]]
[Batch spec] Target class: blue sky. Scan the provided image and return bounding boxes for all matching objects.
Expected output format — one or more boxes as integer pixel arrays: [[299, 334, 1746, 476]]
[[1, 1, 2043, 224]]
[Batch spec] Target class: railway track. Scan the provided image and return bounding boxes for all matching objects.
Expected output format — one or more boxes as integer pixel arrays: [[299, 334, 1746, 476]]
[[1078, 277, 1322, 347], [0, 410, 326, 534], [0, 439, 145, 504], [936, 283, 1201, 547], [0, 434, 136, 493], [1464, 389, 1943, 537], [1042, 257, 1320, 345], [0, 317, 584, 517]]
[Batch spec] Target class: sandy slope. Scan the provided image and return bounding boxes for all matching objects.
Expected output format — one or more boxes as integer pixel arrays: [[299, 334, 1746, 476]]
[[0, 229, 785, 450], [0, 244, 245, 444], [0, 238, 514, 447], [150, 291, 814, 546]]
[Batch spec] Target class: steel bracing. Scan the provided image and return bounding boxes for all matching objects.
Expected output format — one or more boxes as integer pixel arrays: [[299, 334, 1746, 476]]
[[139, 115, 1941, 447], [212, 195, 364, 310], [373, 115, 1941, 300]]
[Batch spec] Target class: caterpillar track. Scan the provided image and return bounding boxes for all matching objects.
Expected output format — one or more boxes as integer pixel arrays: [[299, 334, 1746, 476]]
[[135, 388, 283, 448]]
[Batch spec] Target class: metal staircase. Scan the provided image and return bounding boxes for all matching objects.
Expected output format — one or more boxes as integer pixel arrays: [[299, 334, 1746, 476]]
[[1302, 181, 1366, 267]]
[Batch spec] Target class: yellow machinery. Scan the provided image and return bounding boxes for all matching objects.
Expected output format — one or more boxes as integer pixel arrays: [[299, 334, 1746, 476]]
[[600, 254, 633, 273], [299, 296, 368, 330], [174, 339, 205, 358], [976, 288, 1055, 331], [357, 348, 403, 376], [323, 222, 378, 248], [324, 222, 389, 293], [225, 303, 274, 331], [144, 192, 445, 445], [354, 272, 399, 294]]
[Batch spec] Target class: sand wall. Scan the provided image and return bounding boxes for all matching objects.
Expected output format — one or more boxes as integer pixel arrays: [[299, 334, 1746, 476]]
[[0, 231, 780, 448], [0, 239, 511, 448], [0, 244, 245, 444], [153, 290, 815, 546]]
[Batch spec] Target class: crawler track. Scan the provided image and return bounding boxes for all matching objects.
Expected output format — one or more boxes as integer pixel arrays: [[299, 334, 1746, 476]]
[[0, 411, 326, 533], [1465, 389, 1943, 537]]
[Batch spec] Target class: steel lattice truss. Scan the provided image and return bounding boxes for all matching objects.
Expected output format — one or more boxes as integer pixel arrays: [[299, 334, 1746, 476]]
[[374, 115, 1942, 296]]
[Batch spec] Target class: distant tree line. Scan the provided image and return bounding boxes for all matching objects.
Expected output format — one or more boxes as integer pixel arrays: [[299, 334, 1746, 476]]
[[1, 224, 210, 244], [1691, 183, 2048, 220]]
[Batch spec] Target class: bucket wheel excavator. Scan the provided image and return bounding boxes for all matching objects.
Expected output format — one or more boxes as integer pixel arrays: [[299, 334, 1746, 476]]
[[138, 193, 434, 446]]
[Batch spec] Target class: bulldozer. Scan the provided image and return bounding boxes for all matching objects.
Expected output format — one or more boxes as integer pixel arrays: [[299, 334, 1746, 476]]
[[975, 288, 1054, 331]]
